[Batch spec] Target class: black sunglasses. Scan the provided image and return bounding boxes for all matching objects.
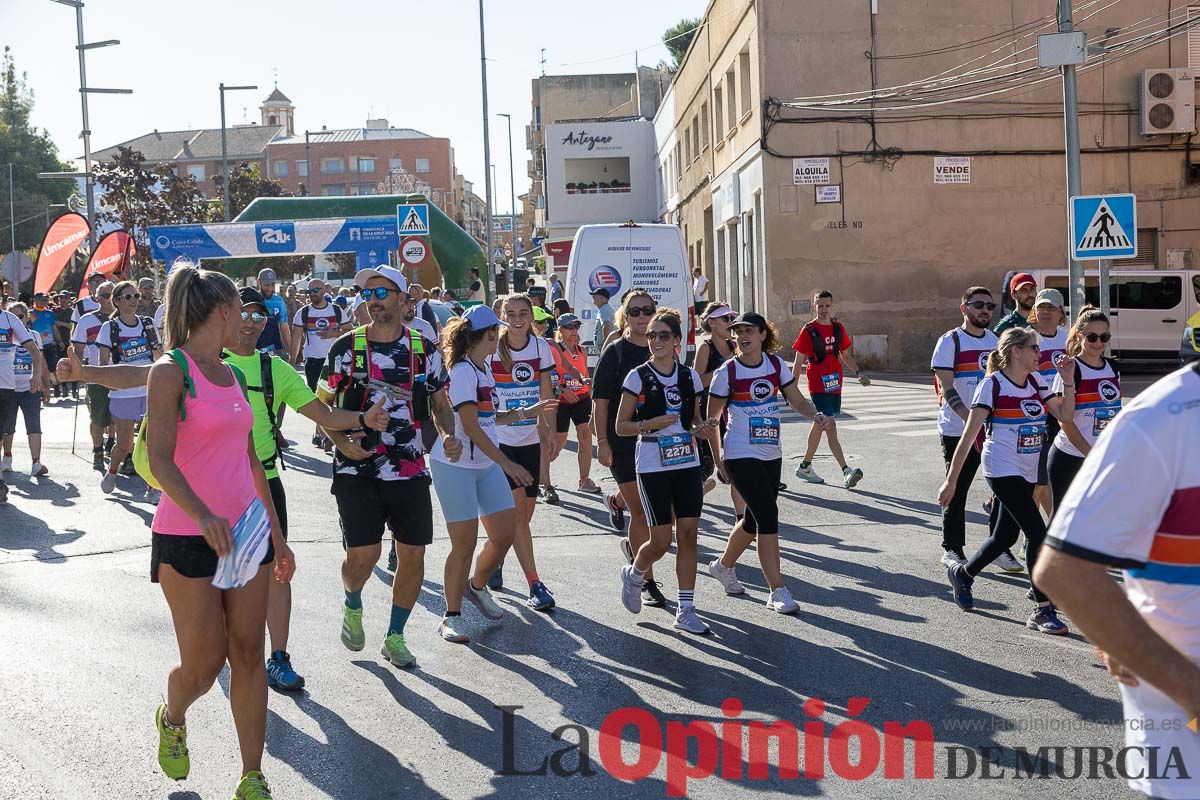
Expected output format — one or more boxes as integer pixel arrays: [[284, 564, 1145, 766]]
[[625, 306, 656, 317], [1084, 332, 1112, 343], [241, 310, 267, 323], [647, 331, 676, 342], [96, 293, 113, 299], [306, 288, 324, 294], [116, 293, 138, 301], [360, 287, 403, 300], [967, 301, 997, 311]]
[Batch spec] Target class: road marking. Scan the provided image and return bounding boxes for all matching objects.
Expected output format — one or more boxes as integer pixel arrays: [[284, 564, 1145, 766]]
[[891, 428, 940, 437], [840, 418, 938, 431]]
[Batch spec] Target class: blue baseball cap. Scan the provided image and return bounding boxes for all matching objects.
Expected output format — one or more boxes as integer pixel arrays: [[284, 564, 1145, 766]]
[[463, 304, 501, 331]]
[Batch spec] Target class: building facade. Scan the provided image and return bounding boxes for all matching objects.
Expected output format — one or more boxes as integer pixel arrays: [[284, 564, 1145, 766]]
[[659, 0, 1200, 368]]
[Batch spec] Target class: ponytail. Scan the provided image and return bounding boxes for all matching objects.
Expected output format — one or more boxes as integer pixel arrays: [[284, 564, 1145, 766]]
[[1065, 304, 1109, 358], [162, 260, 238, 351], [442, 316, 479, 366]]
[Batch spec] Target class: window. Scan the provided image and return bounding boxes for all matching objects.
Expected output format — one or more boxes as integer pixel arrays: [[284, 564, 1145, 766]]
[[1114, 276, 1182, 310], [297, 160, 308, 177], [738, 50, 752, 116], [700, 102, 710, 149], [563, 157, 631, 194], [684, 124, 692, 164], [273, 160, 288, 178], [186, 164, 205, 181], [321, 157, 344, 174], [1115, 228, 1159, 268], [415, 158, 431, 173], [354, 157, 375, 173], [321, 183, 346, 196], [353, 182, 377, 195], [1190, 6, 1200, 68], [713, 87, 724, 144], [674, 142, 681, 186], [389, 157, 403, 172], [725, 68, 737, 132]]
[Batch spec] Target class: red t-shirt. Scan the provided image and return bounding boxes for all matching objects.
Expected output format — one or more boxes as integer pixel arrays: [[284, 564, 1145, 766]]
[[793, 320, 852, 395]]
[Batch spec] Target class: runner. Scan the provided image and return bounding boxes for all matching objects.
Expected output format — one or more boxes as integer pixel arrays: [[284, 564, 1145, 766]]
[[531, 306, 561, 505], [938, 327, 1075, 633], [592, 289, 667, 607], [1, 303, 49, 481], [52, 293, 78, 399], [1035, 361, 1200, 800], [1046, 306, 1120, 511], [615, 308, 716, 633], [27, 294, 58, 400], [994, 272, 1037, 335], [254, 268, 291, 358], [694, 303, 741, 501], [290, 277, 350, 448], [70, 280, 116, 472], [70, 272, 103, 326], [547, 313, 600, 495], [706, 311, 831, 614], [930, 287, 1012, 569], [1028, 288, 1068, 517], [143, 262, 293, 799], [430, 305, 556, 641], [488, 293, 560, 610], [317, 266, 454, 669], [791, 290, 870, 488], [96, 280, 162, 494]]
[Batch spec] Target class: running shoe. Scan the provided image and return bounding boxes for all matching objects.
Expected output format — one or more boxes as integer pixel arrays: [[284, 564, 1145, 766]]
[[674, 607, 711, 635], [777, 481, 788, 492], [578, 477, 601, 494], [605, 493, 626, 532], [30, 461, 47, 477], [0, 455, 10, 472], [1026, 586, 1037, 602], [311, 433, 322, 447], [542, 485, 560, 505], [488, 566, 503, 590], [155, 703, 189, 781], [619, 538, 634, 565], [233, 770, 272, 799], [794, 462, 824, 484], [119, 454, 136, 476], [527, 581, 556, 611], [641, 580, 667, 607], [340, 606, 365, 651], [100, 471, 117, 494], [708, 559, 746, 595], [437, 617, 469, 643], [946, 563, 975, 611], [380, 633, 416, 668], [1027, 605, 1070, 635], [619, 565, 643, 614], [994, 550, 1024, 574], [91, 447, 105, 472], [983, 497, 994, 516], [842, 466, 864, 489], [766, 587, 800, 615], [465, 580, 505, 620], [266, 650, 305, 691], [386, 541, 397, 572], [940, 549, 967, 568]]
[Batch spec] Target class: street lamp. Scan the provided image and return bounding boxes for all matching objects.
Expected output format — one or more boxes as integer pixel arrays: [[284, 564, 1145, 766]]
[[497, 112, 516, 294], [478, 0, 495, 298], [219, 82, 257, 221]]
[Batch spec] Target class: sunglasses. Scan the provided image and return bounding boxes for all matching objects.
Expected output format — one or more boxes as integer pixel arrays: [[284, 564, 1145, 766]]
[[241, 310, 267, 323], [1019, 343, 1041, 352], [647, 331, 676, 342], [116, 293, 138, 301], [1084, 332, 1112, 344], [306, 288, 324, 294], [967, 301, 997, 311], [626, 306, 656, 318], [360, 287, 403, 300], [97, 293, 113, 299], [559, 323, 581, 330]]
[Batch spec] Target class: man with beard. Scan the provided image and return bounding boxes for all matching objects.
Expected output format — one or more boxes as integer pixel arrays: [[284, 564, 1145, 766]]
[[318, 266, 460, 669], [994, 272, 1037, 335]]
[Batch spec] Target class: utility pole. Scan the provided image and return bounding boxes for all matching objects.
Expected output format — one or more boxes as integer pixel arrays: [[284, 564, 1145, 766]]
[[497, 112, 516, 294], [479, 0, 495, 299], [8, 164, 14, 262], [1059, 0, 1086, 313], [219, 83, 257, 221]]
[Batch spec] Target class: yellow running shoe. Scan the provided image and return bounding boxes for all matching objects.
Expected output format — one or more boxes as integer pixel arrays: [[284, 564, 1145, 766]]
[[155, 703, 189, 781], [233, 770, 272, 799], [341, 605, 365, 651], [380, 633, 416, 668]]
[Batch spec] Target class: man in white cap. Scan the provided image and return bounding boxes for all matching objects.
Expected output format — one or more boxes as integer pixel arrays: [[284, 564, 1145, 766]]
[[317, 265, 460, 669]]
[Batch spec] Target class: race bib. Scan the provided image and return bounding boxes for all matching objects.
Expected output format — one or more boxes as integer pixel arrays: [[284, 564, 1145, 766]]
[[1093, 407, 1118, 437], [657, 432, 696, 467], [506, 397, 538, 425], [1016, 424, 1045, 455], [821, 372, 841, 393], [749, 415, 780, 446], [13, 351, 31, 374], [120, 336, 151, 362]]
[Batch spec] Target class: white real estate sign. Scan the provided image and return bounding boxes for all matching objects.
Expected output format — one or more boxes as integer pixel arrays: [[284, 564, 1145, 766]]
[[933, 157, 971, 184], [793, 158, 831, 185]]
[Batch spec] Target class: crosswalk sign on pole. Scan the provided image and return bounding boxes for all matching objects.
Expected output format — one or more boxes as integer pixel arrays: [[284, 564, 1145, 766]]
[[396, 203, 430, 237], [1070, 193, 1137, 260]]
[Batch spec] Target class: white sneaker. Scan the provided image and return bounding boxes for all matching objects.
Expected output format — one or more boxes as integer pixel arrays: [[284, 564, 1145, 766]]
[[619, 565, 644, 614], [100, 471, 117, 494], [0, 456, 10, 472], [794, 462, 824, 484], [437, 618, 469, 643], [30, 461, 48, 477], [940, 549, 966, 568], [673, 606, 711, 635], [707, 559, 746, 595], [766, 586, 800, 615], [842, 466, 864, 489], [464, 581, 504, 620], [994, 550, 1024, 574]]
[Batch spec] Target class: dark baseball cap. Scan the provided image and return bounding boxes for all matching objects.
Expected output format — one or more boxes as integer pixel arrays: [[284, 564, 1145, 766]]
[[257, 268, 278, 284], [729, 311, 768, 331], [590, 287, 611, 299], [239, 286, 268, 311]]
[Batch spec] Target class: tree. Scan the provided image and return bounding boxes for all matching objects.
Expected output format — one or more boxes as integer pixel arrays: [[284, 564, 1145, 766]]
[[663, 17, 703, 71], [0, 46, 75, 252], [211, 161, 289, 219]]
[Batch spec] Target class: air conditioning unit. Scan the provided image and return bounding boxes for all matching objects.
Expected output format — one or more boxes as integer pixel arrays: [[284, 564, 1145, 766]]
[[1139, 68, 1196, 135]]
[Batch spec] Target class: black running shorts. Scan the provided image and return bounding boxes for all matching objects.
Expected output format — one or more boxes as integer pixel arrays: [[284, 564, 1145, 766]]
[[150, 532, 274, 583], [636, 466, 704, 527], [499, 442, 542, 498], [724, 457, 783, 535], [332, 473, 434, 548]]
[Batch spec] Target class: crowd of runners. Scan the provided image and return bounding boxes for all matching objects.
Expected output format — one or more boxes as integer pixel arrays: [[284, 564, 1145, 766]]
[[1, 260, 1196, 800]]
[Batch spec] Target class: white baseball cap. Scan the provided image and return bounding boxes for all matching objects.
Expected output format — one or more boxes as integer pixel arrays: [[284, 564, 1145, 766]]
[[354, 265, 408, 293]]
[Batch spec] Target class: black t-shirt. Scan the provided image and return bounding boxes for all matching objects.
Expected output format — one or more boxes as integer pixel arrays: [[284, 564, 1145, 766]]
[[592, 337, 651, 445]]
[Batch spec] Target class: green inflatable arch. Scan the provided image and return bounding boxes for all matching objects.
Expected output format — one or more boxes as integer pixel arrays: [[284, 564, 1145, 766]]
[[231, 193, 484, 291]]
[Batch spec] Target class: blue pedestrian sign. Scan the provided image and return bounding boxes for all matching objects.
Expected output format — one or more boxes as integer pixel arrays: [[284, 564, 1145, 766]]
[[396, 203, 430, 237], [1070, 193, 1137, 260]]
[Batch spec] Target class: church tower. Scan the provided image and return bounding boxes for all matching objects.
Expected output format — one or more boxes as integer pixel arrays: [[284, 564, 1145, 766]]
[[260, 87, 294, 136]]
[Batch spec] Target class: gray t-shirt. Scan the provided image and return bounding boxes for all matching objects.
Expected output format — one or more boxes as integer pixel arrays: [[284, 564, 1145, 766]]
[[593, 303, 616, 346]]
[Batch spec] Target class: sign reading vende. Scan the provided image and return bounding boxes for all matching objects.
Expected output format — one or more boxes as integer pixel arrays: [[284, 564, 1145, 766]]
[[934, 157, 971, 184], [793, 158, 831, 185]]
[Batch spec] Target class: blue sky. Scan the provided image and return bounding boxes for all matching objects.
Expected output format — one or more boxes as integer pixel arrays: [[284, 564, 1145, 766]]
[[5, 0, 702, 214]]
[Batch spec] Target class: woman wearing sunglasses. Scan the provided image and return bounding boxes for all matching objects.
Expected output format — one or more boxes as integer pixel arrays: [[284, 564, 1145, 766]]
[[938, 327, 1076, 634], [1047, 306, 1120, 512], [547, 313, 599, 494], [96, 280, 162, 494]]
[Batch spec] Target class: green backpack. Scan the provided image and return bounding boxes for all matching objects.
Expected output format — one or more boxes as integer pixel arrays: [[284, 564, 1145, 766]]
[[133, 350, 247, 489]]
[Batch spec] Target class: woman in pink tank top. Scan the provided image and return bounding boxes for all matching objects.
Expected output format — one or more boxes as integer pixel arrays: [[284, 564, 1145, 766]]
[[143, 262, 293, 799]]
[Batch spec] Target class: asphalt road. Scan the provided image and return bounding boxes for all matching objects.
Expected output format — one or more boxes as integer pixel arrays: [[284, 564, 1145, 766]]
[[0, 369, 1179, 799]]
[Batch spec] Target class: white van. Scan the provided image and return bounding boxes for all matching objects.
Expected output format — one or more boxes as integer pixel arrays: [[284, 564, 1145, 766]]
[[565, 223, 693, 365], [1021, 268, 1200, 361]]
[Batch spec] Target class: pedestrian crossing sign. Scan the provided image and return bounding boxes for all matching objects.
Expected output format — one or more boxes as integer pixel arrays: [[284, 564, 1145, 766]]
[[1070, 193, 1137, 260], [396, 203, 430, 237]]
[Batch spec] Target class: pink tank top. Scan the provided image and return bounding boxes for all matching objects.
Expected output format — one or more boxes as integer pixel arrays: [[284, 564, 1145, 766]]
[[152, 349, 258, 536]]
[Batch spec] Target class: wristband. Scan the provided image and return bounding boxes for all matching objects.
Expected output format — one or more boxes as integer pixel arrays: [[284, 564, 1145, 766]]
[[358, 412, 366, 428]]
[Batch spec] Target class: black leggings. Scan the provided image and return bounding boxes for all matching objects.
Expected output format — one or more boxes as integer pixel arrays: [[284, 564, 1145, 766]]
[[724, 457, 782, 535], [940, 435, 981, 552], [965, 475, 1049, 604], [1047, 446, 1085, 516]]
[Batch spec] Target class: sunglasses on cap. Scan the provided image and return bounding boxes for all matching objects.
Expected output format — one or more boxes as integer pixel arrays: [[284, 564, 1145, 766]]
[[1084, 332, 1112, 343], [966, 301, 997, 311], [625, 306, 656, 317], [241, 310, 267, 323]]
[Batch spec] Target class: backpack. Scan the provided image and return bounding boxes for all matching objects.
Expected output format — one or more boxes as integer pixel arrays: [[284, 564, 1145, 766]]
[[633, 362, 696, 431], [933, 330, 962, 404], [107, 316, 158, 365], [133, 351, 247, 489], [231, 350, 283, 472], [805, 318, 845, 365]]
